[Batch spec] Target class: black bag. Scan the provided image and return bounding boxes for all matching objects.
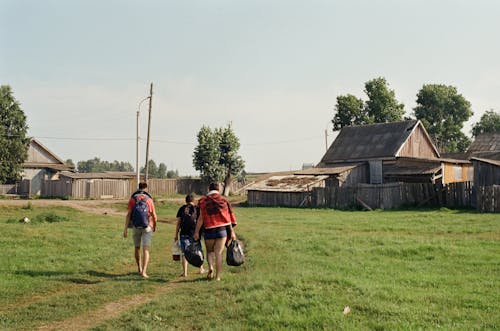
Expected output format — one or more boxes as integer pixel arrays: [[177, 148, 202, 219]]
[[184, 240, 204, 267], [226, 240, 244, 266]]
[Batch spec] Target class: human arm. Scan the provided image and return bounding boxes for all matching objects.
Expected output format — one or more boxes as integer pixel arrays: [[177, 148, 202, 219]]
[[123, 210, 131, 238], [174, 218, 181, 241], [193, 216, 203, 241]]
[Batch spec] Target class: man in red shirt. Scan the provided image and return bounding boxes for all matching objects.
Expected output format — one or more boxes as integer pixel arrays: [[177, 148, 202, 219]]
[[123, 182, 158, 278], [194, 182, 236, 281]]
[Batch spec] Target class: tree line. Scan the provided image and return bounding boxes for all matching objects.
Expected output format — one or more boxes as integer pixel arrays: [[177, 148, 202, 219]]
[[66, 157, 179, 179]]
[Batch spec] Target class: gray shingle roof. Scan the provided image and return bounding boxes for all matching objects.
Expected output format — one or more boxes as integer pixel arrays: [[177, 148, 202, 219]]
[[320, 120, 420, 163]]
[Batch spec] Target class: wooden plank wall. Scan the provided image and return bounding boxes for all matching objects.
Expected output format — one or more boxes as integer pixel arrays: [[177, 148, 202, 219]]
[[247, 190, 310, 207], [310, 182, 479, 210], [476, 185, 500, 212]]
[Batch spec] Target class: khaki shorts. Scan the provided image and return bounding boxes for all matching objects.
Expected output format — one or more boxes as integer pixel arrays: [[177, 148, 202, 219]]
[[133, 226, 153, 248]]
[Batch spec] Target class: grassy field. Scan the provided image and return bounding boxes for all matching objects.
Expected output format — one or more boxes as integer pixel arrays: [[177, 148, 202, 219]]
[[0, 200, 498, 330]]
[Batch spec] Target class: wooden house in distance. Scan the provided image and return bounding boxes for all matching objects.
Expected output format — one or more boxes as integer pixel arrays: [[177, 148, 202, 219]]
[[21, 139, 73, 195], [300, 120, 471, 185]]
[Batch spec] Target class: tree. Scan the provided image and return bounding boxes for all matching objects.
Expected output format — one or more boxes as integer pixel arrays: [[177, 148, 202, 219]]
[[218, 123, 245, 195], [364, 77, 405, 123], [65, 159, 75, 168], [166, 169, 179, 178], [0, 85, 29, 183], [414, 84, 473, 153], [77, 157, 134, 172], [193, 123, 245, 195], [157, 163, 167, 178], [331, 77, 404, 130], [471, 110, 500, 137], [332, 94, 367, 130]]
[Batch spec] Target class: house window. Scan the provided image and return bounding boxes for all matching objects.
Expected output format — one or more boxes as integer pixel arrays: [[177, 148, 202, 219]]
[[453, 166, 462, 180]]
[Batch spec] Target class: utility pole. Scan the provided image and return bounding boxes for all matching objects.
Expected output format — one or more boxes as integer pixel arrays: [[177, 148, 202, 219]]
[[325, 128, 328, 153], [144, 82, 153, 183]]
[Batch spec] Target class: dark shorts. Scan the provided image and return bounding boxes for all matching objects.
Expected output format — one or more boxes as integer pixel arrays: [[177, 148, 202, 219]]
[[179, 235, 193, 254], [203, 226, 228, 240]]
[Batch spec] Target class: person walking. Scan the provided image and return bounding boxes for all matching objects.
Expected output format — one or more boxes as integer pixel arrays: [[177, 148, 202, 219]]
[[123, 182, 158, 278], [174, 193, 206, 277], [194, 182, 237, 281]]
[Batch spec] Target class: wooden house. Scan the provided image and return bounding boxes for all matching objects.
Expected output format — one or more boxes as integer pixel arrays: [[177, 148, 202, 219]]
[[471, 157, 500, 186], [315, 120, 471, 185], [21, 139, 73, 195]]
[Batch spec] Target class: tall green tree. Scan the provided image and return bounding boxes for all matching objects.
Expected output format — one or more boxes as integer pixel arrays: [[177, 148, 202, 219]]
[[414, 84, 473, 153], [193, 123, 245, 195], [0, 85, 29, 183], [332, 94, 366, 130], [331, 77, 404, 130], [218, 123, 245, 195], [471, 110, 500, 137], [364, 77, 405, 123]]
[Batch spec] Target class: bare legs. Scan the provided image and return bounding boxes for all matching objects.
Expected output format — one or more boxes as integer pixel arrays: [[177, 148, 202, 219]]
[[204, 237, 226, 281], [134, 246, 150, 278]]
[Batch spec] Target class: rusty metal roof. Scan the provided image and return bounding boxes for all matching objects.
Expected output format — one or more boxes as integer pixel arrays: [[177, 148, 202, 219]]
[[246, 175, 328, 192]]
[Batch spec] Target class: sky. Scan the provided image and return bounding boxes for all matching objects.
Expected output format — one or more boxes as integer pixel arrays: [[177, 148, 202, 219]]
[[1, 0, 499, 175]]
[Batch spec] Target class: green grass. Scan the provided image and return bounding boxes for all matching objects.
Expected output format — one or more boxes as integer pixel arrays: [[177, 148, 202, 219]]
[[0, 203, 498, 330]]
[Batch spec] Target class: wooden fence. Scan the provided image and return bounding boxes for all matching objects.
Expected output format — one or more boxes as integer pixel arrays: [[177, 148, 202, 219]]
[[476, 185, 500, 212], [248, 181, 495, 212], [312, 182, 475, 210], [38, 178, 244, 199]]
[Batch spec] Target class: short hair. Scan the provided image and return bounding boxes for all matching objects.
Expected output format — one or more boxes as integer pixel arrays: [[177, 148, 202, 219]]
[[209, 182, 219, 191], [138, 182, 148, 190], [185, 193, 195, 203]]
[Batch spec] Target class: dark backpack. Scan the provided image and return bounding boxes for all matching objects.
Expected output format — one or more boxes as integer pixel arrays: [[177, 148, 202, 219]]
[[132, 194, 150, 228]]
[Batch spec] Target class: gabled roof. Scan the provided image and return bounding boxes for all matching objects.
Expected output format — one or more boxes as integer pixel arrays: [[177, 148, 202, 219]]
[[319, 120, 439, 164], [22, 138, 73, 170], [467, 132, 500, 160]]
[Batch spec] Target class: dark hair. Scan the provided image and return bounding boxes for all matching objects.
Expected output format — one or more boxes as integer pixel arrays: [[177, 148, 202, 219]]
[[138, 182, 148, 190], [209, 182, 219, 191], [185, 193, 195, 203]]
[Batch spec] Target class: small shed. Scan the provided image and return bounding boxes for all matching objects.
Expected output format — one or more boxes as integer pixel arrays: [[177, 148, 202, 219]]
[[246, 175, 328, 207]]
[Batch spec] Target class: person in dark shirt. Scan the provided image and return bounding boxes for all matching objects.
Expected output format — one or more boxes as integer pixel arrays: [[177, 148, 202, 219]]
[[174, 194, 205, 277]]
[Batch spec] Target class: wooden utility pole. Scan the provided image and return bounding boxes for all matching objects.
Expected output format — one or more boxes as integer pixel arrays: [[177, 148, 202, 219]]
[[144, 83, 153, 182]]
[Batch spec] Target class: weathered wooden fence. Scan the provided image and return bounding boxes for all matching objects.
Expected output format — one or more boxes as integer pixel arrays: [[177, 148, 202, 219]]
[[247, 190, 311, 207], [311, 182, 475, 210], [476, 185, 500, 212], [248, 181, 490, 211], [39, 178, 244, 199]]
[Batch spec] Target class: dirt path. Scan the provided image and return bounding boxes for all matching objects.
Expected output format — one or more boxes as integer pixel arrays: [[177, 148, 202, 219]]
[[0, 199, 127, 216], [36, 280, 183, 331]]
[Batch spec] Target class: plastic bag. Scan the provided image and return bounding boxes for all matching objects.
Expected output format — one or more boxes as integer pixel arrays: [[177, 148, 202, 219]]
[[172, 240, 181, 261], [184, 240, 204, 267], [226, 240, 244, 266]]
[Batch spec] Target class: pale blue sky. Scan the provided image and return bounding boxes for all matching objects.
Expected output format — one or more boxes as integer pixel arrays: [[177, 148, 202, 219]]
[[1, 0, 499, 175]]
